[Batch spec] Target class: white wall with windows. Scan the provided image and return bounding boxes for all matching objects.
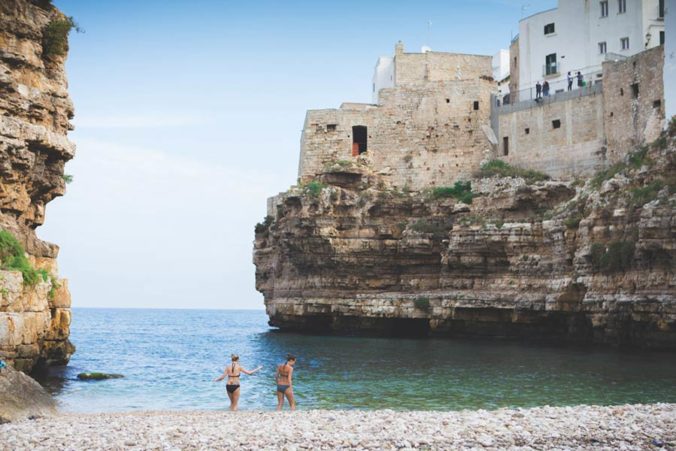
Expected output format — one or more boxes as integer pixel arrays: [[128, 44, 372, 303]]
[[517, 0, 665, 95]]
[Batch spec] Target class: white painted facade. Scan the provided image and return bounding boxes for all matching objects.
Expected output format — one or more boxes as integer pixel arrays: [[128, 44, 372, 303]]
[[517, 0, 665, 95], [372, 56, 394, 104], [665, 0, 675, 123], [493, 49, 511, 100]]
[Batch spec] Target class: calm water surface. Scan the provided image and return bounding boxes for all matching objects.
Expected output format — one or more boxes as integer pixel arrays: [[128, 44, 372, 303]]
[[39, 308, 676, 412]]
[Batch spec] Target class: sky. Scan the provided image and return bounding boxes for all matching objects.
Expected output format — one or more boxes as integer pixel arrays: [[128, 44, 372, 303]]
[[40, 0, 557, 310]]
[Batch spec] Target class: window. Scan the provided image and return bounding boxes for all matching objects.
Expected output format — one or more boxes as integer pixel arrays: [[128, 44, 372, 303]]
[[503, 137, 509, 156], [326, 124, 337, 132], [544, 23, 555, 35], [660, 31, 665, 45], [545, 53, 558, 75], [618, 0, 626, 13], [653, 99, 661, 108], [659, 0, 664, 18], [525, 128, 530, 135], [446, 98, 450, 103], [598, 41, 607, 54], [631, 83, 639, 98], [621, 37, 630, 50], [600, 0, 609, 17], [473, 101, 480, 110], [552, 119, 561, 129]]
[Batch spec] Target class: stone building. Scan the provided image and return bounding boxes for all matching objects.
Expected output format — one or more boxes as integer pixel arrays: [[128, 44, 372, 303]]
[[514, 0, 665, 99], [299, 43, 496, 191], [496, 45, 665, 178]]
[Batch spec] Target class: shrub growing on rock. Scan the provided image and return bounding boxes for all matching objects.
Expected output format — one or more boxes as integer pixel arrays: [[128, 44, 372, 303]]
[[413, 297, 431, 312], [42, 16, 78, 59], [255, 216, 274, 234], [590, 241, 635, 273], [478, 160, 550, 183], [430, 181, 473, 204], [0, 230, 49, 286]]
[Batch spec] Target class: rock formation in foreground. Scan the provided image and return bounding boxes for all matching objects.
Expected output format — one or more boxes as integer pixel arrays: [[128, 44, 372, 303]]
[[0, 0, 75, 372], [0, 364, 56, 423], [254, 131, 676, 348]]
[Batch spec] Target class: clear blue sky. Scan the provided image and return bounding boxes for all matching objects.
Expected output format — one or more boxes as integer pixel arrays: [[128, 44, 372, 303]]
[[40, 0, 556, 309]]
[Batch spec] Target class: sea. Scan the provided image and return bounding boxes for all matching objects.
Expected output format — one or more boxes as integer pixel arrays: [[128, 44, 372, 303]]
[[36, 308, 676, 413]]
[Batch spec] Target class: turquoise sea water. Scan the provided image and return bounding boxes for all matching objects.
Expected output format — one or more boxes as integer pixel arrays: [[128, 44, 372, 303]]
[[37, 308, 676, 412]]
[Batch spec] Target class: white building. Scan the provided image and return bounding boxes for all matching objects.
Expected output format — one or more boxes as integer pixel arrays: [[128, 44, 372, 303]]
[[665, 0, 675, 123], [516, 0, 665, 96], [493, 49, 511, 102]]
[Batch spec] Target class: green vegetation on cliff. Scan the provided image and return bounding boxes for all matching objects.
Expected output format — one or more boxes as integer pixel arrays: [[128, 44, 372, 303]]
[[0, 230, 48, 286], [42, 16, 78, 59], [429, 181, 473, 204], [479, 160, 550, 183]]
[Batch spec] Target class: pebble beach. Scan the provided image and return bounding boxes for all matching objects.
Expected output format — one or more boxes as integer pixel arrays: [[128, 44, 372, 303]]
[[1, 403, 674, 450]]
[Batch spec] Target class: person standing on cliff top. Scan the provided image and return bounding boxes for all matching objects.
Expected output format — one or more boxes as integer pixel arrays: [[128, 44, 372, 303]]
[[276, 354, 297, 411], [535, 81, 542, 100], [567, 72, 573, 91], [214, 354, 262, 411]]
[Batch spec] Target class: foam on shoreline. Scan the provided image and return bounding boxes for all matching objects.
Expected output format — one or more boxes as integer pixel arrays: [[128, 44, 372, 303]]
[[1, 403, 674, 449]]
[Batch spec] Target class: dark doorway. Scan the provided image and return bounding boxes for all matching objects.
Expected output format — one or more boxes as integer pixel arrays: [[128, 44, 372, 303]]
[[352, 125, 367, 155], [503, 136, 509, 156]]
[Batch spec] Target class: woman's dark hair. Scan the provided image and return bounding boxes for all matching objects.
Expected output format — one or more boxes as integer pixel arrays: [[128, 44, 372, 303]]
[[231, 354, 239, 361], [286, 353, 296, 362]]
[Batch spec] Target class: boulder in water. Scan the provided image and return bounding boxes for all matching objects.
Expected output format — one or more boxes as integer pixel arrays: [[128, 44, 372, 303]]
[[77, 372, 124, 381]]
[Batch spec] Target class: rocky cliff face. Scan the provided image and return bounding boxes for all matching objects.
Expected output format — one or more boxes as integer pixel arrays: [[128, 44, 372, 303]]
[[0, 0, 75, 372], [254, 130, 676, 348]]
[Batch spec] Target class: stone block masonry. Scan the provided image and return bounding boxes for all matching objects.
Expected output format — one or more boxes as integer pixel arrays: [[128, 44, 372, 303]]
[[299, 52, 496, 191], [603, 45, 666, 163], [498, 90, 605, 178], [496, 46, 665, 179]]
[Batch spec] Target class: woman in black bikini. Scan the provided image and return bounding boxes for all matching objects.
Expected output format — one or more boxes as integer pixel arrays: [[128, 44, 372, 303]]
[[275, 354, 296, 411], [214, 354, 261, 411]]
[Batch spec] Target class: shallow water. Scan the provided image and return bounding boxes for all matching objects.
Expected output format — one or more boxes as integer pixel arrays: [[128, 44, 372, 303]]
[[38, 308, 676, 412]]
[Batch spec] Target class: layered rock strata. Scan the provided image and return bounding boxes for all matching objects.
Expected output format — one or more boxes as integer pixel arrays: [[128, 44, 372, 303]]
[[0, 0, 75, 371], [255, 134, 676, 348]]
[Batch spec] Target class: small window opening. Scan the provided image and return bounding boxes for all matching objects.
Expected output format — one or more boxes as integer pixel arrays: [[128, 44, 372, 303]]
[[525, 128, 530, 135], [600, 0, 609, 17], [446, 98, 450, 103], [473, 101, 479, 110], [544, 23, 555, 35], [502, 137, 509, 156], [352, 125, 368, 156], [631, 83, 639, 98], [552, 119, 561, 129], [610, 112, 614, 117], [620, 88, 624, 96], [653, 99, 661, 108], [326, 124, 337, 132]]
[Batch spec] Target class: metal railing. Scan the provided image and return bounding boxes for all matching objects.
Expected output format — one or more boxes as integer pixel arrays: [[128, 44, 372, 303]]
[[499, 69, 604, 106]]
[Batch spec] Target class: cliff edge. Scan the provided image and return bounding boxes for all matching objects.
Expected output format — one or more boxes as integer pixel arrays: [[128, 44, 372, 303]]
[[254, 129, 676, 348], [0, 0, 75, 372]]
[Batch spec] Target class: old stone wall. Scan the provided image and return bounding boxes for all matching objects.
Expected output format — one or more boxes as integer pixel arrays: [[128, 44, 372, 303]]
[[497, 90, 606, 178], [299, 58, 496, 191], [603, 45, 665, 163], [508, 37, 519, 103], [0, 0, 75, 372], [393, 51, 493, 87]]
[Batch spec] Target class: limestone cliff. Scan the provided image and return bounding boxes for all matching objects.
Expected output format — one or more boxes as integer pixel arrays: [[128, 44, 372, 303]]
[[0, 0, 75, 372], [254, 130, 676, 348]]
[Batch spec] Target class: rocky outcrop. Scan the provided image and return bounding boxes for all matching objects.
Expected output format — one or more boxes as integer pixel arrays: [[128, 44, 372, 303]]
[[0, 0, 75, 372], [0, 364, 56, 423], [254, 133, 676, 348]]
